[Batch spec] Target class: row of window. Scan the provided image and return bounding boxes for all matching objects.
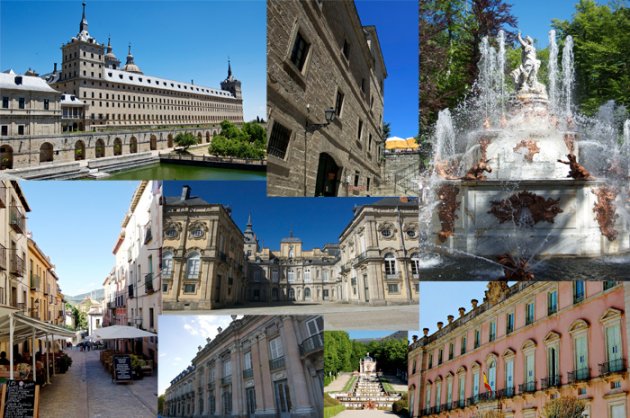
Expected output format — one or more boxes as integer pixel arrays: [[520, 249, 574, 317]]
[[2, 96, 51, 111], [426, 281, 617, 368], [82, 90, 238, 109], [422, 316, 624, 411]]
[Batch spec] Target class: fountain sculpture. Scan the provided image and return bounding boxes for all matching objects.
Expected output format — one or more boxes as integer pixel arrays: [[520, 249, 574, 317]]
[[420, 29, 630, 280]]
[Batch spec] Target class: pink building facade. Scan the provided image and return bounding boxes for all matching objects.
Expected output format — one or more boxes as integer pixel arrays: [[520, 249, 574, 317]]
[[408, 281, 630, 418]]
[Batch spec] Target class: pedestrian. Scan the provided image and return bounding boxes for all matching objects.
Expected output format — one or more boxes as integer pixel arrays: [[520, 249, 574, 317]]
[[0, 351, 9, 365]]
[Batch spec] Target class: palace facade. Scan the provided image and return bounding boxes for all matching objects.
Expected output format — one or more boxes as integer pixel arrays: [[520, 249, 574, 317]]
[[267, 0, 385, 196], [163, 315, 324, 418], [408, 281, 630, 418], [162, 186, 419, 311], [0, 2, 244, 170]]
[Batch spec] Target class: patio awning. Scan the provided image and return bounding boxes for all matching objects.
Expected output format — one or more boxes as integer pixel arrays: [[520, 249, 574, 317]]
[[0, 311, 75, 344], [92, 325, 156, 340]]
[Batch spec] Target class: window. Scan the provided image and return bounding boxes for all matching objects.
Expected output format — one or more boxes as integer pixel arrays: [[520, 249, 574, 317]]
[[524, 350, 535, 391], [603, 280, 617, 290], [381, 229, 392, 237], [269, 337, 284, 360], [18, 98, 25, 109], [17, 125, 24, 135], [384, 253, 396, 276], [605, 323, 623, 372], [183, 283, 196, 293], [244, 351, 252, 371], [474, 329, 480, 348], [506, 312, 514, 334], [548, 290, 558, 315], [191, 226, 204, 238], [435, 381, 442, 411], [290, 31, 310, 71], [335, 90, 344, 117], [268, 121, 291, 159], [353, 171, 359, 187], [424, 385, 431, 409], [304, 268, 311, 282], [488, 359, 497, 392], [574, 333, 589, 380], [411, 253, 420, 276], [574, 281, 585, 303], [2, 97, 9, 108], [288, 269, 295, 283], [1, 126, 7, 136], [438, 349, 443, 365], [342, 40, 350, 60], [446, 377, 453, 406], [428, 354, 433, 369], [387, 283, 399, 293], [448, 342, 454, 360], [472, 369, 479, 398], [505, 357, 514, 395], [186, 252, 200, 279], [162, 251, 173, 277], [525, 302, 535, 325], [357, 119, 363, 141], [489, 321, 496, 342], [460, 336, 467, 355]]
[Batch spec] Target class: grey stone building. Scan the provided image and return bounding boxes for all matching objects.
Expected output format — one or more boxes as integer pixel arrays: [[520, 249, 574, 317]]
[[267, 0, 386, 196]]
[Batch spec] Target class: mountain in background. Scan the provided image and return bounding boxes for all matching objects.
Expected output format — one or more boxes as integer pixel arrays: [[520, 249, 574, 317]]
[[65, 289, 104, 305], [354, 330, 408, 344]]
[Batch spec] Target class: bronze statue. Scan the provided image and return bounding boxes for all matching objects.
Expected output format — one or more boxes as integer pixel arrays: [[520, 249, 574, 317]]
[[557, 153, 592, 180]]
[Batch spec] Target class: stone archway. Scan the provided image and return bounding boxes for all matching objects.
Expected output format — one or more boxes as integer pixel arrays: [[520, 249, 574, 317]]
[[0, 145, 13, 170], [39, 142, 54, 163], [150, 135, 157, 151], [130, 136, 138, 154], [315, 153, 342, 197], [167, 134, 174, 148], [206, 131, 210, 143], [113, 138, 122, 156], [74, 140, 85, 161], [197, 132, 202, 143], [95, 138, 105, 158]]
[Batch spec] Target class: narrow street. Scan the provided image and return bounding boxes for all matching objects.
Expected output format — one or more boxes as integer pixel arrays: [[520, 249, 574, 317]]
[[39, 350, 157, 418]]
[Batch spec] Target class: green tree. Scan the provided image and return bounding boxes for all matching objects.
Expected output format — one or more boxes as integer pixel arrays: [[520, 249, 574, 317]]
[[174, 132, 199, 151], [552, 0, 630, 115], [208, 120, 267, 159], [70, 305, 87, 330], [158, 394, 165, 414]]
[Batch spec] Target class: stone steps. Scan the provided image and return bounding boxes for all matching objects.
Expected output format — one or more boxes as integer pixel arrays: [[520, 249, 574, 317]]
[[86, 152, 157, 173], [7, 161, 89, 180]]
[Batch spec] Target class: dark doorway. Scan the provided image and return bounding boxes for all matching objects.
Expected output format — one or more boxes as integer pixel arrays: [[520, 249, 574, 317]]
[[315, 153, 341, 197]]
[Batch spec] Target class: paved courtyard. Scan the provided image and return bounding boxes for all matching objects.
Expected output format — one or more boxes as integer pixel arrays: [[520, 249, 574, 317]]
[[39, 349, 157, 418], [166, 302, 419, 330]]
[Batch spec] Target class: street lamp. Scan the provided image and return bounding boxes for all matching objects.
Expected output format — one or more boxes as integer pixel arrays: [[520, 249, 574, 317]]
[[304, 107, 336, 196]]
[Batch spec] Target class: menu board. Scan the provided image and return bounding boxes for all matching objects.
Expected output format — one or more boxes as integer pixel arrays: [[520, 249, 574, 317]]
[[112, 355, 132, 382], [0, 380, 39, 418]]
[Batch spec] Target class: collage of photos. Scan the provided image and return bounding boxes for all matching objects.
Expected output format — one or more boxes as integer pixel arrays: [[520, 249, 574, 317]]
[[0, 0, 628, 418]]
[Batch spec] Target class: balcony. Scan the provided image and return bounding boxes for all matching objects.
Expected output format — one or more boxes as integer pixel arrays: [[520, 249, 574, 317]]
[[599, 358, 626, 376], [9, 206, 25, 233], [30, 274, 41, 290], [221, 376, 231, 385], [519, 381, 537, 394], [541, 375, 561, 389], [242, 369, 253, 379], [299, 333, 323, 356], [144, 227, 153, 244], [0, 244, 6, 271], [466, 395, 479, 406], [128, 284, 134, 299], [269, 356, 285, 371], [145, 273, 154, 294], [162, 268, 173, 279], [10, 251, 24, 276], [354, 252, 368, 266], [385, 272, 400, 280], [568, 368, 590, 383]]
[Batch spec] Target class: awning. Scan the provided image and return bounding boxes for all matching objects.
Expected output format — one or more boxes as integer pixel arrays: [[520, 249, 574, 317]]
[[0, 312, 75, 344], [92, 325, 156, 340]]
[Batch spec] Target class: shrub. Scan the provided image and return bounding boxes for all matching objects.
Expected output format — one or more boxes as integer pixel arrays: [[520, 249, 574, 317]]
[[543, 396, 586, 418]]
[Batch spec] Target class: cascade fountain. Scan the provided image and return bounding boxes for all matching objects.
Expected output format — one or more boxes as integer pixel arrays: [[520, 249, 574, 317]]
[[419, 29, 630, 280]]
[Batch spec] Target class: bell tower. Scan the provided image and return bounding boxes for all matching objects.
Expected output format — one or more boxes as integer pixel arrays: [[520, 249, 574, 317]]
[[220, 59, 242, 99]]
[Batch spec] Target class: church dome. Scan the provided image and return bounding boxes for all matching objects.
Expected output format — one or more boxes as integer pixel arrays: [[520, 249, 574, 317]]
[[123, 44, 143, 74]]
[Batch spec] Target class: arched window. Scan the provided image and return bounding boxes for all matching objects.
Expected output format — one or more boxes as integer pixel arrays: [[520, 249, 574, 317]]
[[186, 252, 200, 279], [304, 287, 311, 300], [162, 251, 174, 278], [487, 358, 496, 392], [384, 252, 397, 276], [288, 288, 295, 301]]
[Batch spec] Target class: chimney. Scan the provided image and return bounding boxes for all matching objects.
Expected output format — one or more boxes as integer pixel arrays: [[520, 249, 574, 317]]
[[422, 328, 429, 336], [471, 299, 478, 309], [180, 185, 191, 201], [437, 321, 443, 330], [54, 62, 58, 72], [458, 307, 466, 317], [447, 315, 454, 324]]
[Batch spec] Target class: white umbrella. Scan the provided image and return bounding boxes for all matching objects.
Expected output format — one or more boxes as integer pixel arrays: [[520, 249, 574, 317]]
[[92, 325, 156, 340]]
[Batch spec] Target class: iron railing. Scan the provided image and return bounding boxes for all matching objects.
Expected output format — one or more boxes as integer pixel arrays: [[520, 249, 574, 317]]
[[10, 251, 24, 276], [0, 244, 6, 271], [269, 356, 285, 370], [541, 375, 561, 389], [30, 274, 40, 290], [299, 333, 324, 356], [599, 358, 626, 375], [568, 368, 590, 383], [9, 206, 25, 233], [519, 381, 537, 394], [145, 273, 154, 294], [242, 369, 253, 379]]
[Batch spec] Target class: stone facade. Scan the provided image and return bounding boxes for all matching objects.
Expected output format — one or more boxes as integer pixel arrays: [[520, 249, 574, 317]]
[[162, 186, 246, 311], [163, 315, 324, 418], [27, 238, 64, 326], [337, 198, 420, 304], [267, 0, 385, 196], [408, 281, 630, 418]]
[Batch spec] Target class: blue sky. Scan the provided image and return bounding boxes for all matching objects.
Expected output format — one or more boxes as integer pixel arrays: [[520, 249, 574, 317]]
[[159, 314, 235, 395], [0, 1, 266, 121], [164, 181, 380, 250], [348, 330, 406, 340], [509, 0, 610, 48], [20, 181, 140, 297], [356, 1, 418, 138]]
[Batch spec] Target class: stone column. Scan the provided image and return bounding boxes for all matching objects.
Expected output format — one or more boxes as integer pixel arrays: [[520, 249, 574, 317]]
[[281, 316, 313, 416], [214, 357, 222, 416], [230, 343, 242, 416], [256, 331, 276, 415]]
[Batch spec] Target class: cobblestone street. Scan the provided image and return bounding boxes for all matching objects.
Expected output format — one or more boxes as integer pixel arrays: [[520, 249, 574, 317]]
[[39, 350, 157, 418]]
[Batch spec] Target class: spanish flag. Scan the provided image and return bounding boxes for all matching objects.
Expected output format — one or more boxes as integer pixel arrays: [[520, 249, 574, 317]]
[[483, 371, 492, 392]]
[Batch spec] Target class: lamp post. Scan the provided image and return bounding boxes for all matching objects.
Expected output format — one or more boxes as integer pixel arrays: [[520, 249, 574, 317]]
[[304, 107, 336, 196]]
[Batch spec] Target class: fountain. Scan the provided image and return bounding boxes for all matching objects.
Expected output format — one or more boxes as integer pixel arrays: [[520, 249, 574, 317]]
[[419, 29, 630, 280]]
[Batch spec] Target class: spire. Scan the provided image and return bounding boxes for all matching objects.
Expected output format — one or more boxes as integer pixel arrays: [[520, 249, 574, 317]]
[[228, 58, 232, 79], [107, 35, 112, 53], [246, 212, 252, 228], [127, 43, 133, 59], [79, 2, 88, 34]]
